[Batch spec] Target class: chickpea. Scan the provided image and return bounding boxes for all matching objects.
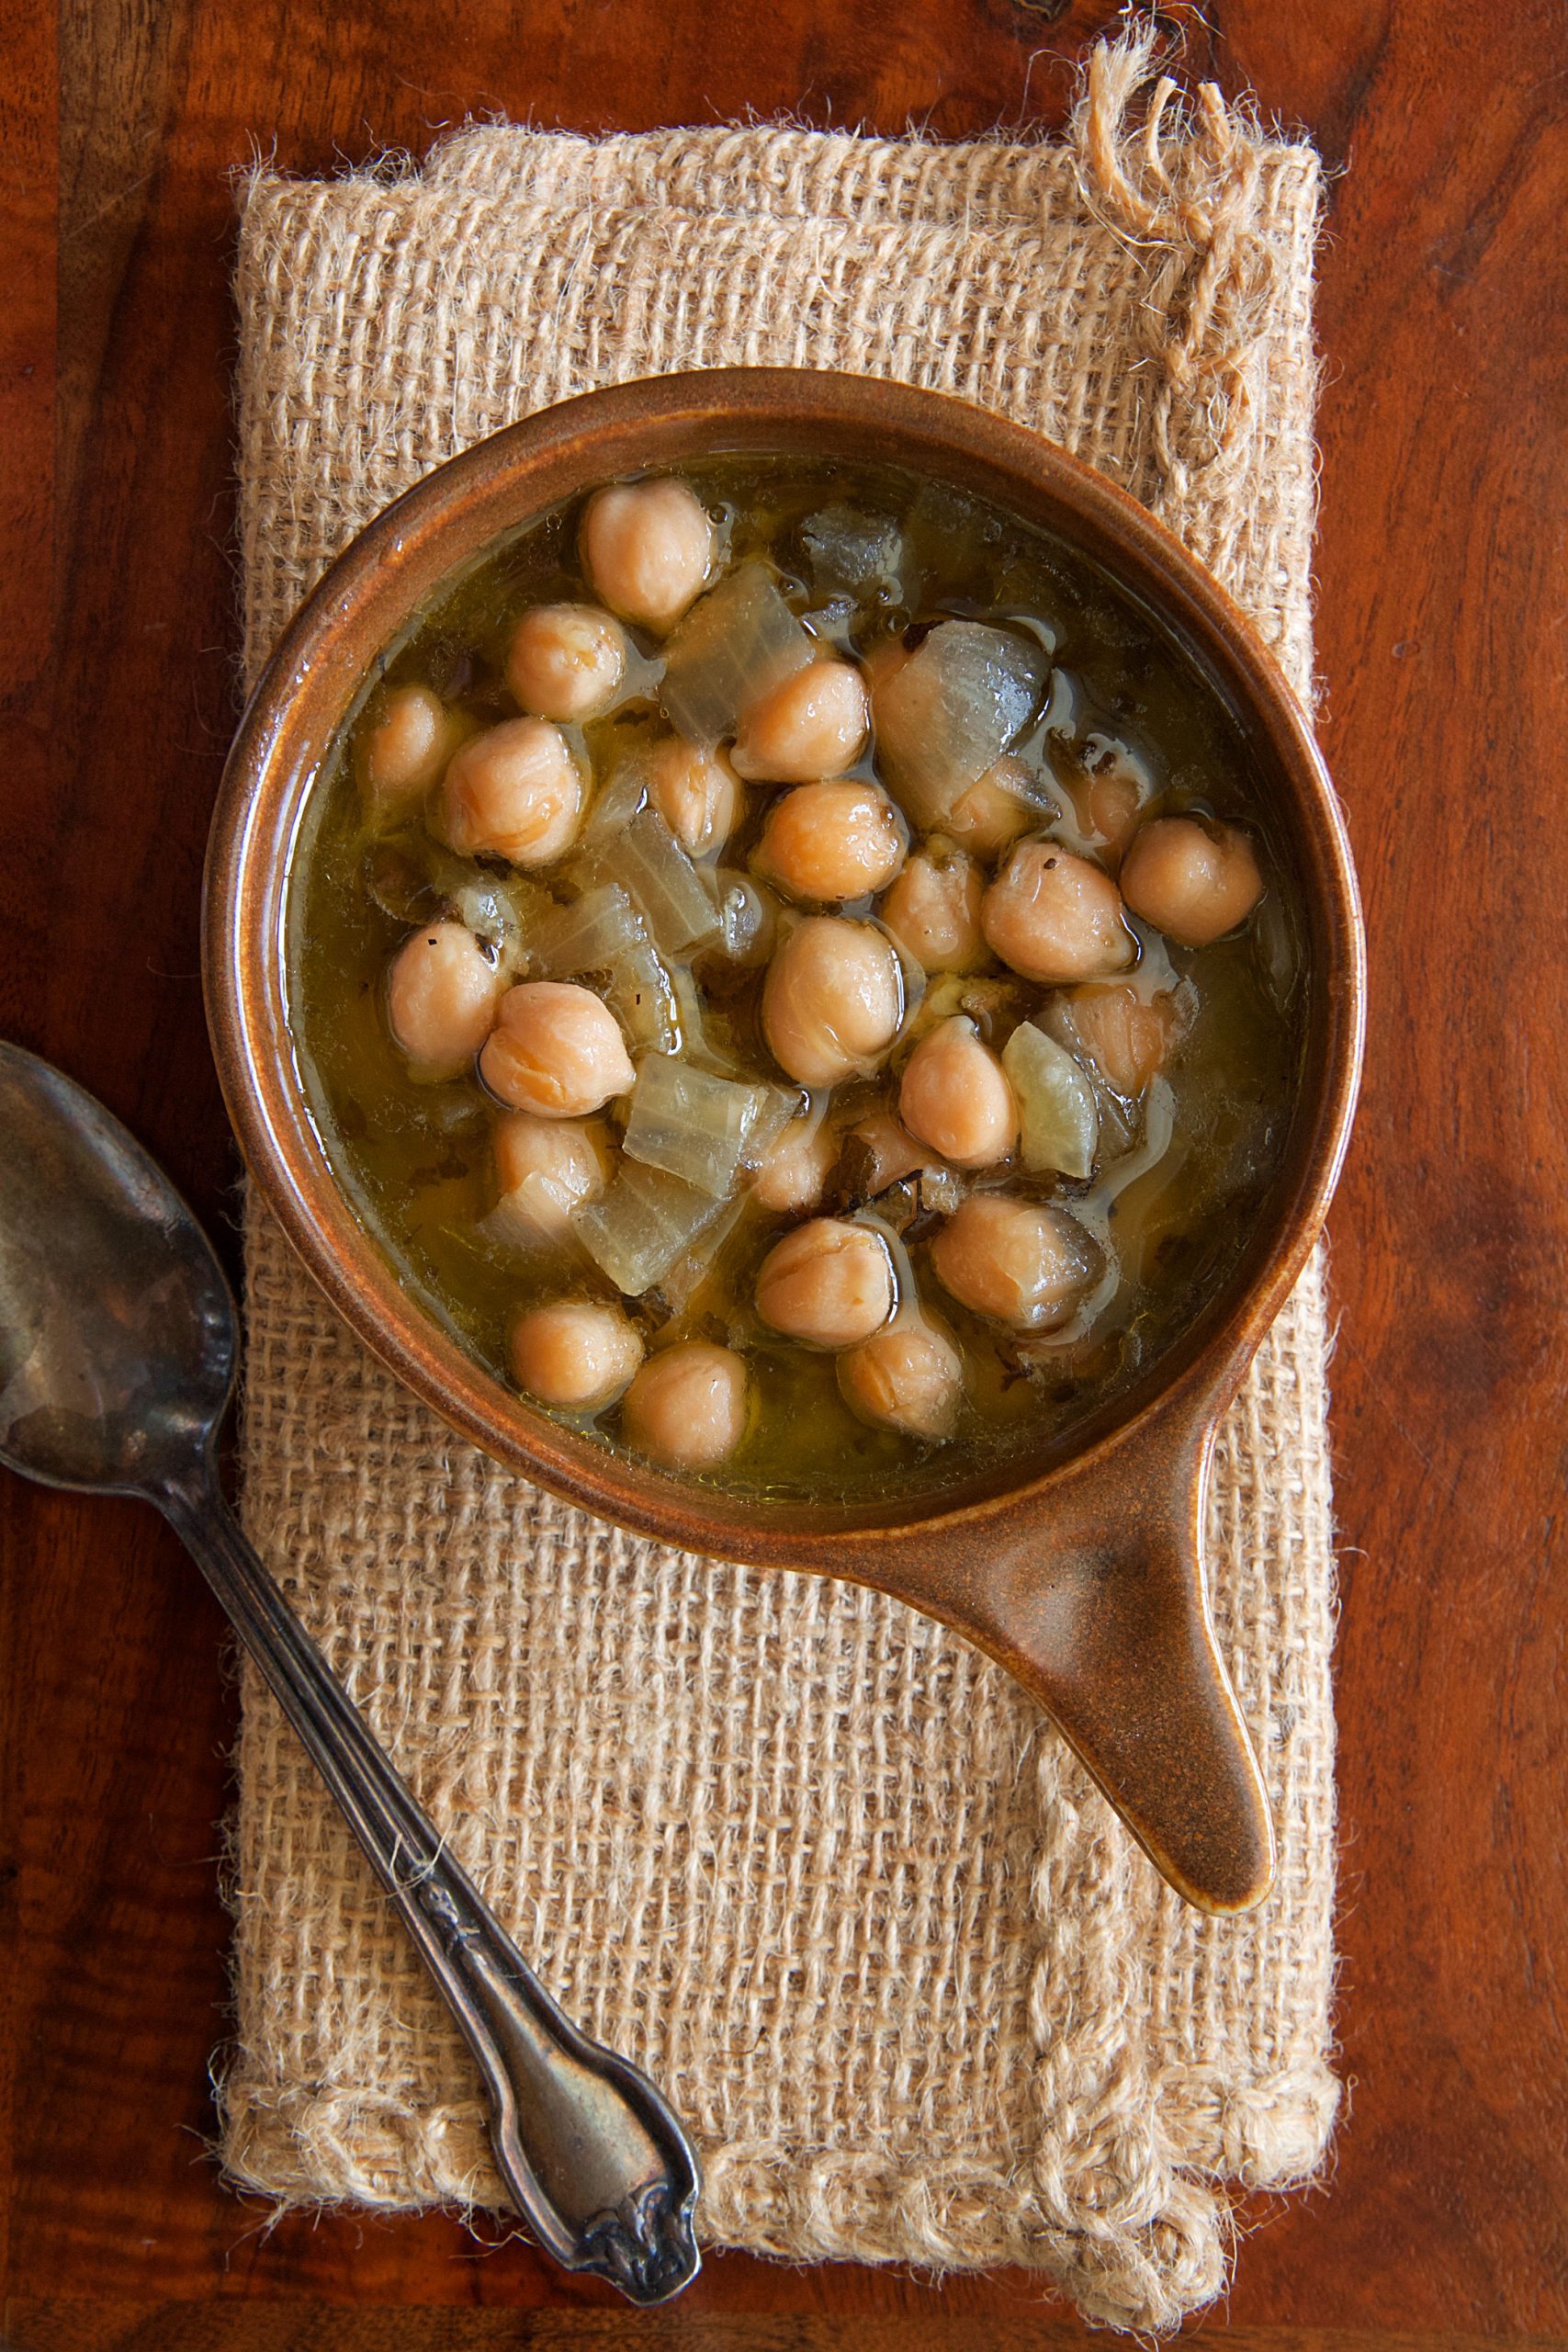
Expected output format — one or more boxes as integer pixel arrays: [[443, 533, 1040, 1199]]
[[387, 922, 502, 1074], [730, 658, 870, 782], [761, 916, 904, 1087], [1062, 984, 1173, 1099], [580, 477, 714, 634], [930, 1194, 1104, 1330], [753, 781, 905, 905], [751, 1115, 837, 1216], [838, 1321, 963, 1441], [491, 1112, 610, 1245], [509, 1299, 643, 1410], [982, 842, 1135, 983], [879, 842, 985, 972], [943, 758, 1040, 859], [505, 603, 627, 723], [1069, 754, 1147, 856], [364, 684, 457, 808], [756, 1217, 895, 1349], [444, 717, 584, 867], [898, 1017, 1018, 1170], [479, 981, 636, 1116], [646, 734, 744, 856], [1119, 815, 1264, 946], [623, 1340, 750, 1469]]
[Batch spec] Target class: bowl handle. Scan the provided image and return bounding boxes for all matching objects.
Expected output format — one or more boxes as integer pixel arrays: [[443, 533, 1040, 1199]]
[[961, 1390, 1275, 1914]]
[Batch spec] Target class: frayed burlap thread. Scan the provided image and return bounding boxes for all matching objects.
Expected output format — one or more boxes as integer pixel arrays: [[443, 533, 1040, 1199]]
[[222, 31, 1337, 2332]]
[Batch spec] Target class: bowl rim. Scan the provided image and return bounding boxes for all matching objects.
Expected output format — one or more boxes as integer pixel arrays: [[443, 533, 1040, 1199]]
[[204, 366, 1364, 1563]]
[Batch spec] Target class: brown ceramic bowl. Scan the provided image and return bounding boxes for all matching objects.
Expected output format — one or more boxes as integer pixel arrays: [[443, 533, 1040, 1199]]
[[204, 369, 1363, 1917]]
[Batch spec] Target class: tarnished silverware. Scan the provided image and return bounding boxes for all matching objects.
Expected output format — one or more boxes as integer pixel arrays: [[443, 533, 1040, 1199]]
[[0, 1040, 701, 2304]]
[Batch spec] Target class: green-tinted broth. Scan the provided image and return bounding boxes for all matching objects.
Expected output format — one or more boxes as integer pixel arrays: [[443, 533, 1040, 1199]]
[[287, 454, 1305, 1504]]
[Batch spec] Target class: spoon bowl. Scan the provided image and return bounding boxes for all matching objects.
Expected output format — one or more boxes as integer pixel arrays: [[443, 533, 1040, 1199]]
[[0, 1050, 233, 1495]]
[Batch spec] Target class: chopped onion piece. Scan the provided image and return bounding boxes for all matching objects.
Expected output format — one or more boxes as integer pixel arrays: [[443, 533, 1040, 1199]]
[[867, 1164, 966, 1236], [713, 870, 774, 964], [581, 808, 721, 956], [410, 837, 492, 907], [367, 839, 520, 933], [874, 621, 1047, 825], [449, 882, 519, 975], [479, 1170, 581, 1254], [796, 503, 904, 598], [498, 871, 557, 934], [670, 965, 743, 1074], [650, 1195, 749, 1318], [531, 883, 646, 978], [581, 757, 649, 844], [450, 874, 558, 977], [574, 1160, 733, 1295], [433, 875, 554, 978], [605, 934, 682, 1054], [528, 880, 682, 1051], [740, 1080, 801, 1168], [623, 1053, 763, 1195], [660, 562, 815, 744], [1254, 889, 1302, 1010], [1002, 1022, 1099, 1180]]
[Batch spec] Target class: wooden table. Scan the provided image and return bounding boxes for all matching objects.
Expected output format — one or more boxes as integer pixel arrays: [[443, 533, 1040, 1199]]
[[5, 2, 1565, 2343]]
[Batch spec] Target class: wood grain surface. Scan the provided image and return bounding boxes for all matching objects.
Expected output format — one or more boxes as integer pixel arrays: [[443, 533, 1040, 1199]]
[[4, 0, 1566, 2341]]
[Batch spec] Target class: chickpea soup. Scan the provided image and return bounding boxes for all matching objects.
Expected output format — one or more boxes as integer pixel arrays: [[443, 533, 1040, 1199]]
[[287, 455, 1306, 1505]]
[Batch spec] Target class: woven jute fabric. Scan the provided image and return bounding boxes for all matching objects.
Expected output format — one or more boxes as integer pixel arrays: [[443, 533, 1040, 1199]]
[[222, 33, 1338, 2330]]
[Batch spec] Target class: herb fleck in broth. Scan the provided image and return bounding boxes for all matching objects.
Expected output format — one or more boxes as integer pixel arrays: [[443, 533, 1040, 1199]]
[[287, 454, 1305, 1505]]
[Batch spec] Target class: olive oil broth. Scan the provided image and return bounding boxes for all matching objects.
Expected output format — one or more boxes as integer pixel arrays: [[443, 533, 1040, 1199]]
[[287, 454, 1306, 1505]]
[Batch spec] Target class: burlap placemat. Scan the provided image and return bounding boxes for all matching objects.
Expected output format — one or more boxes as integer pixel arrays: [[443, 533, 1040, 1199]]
[[221, 32, 1339, 2330]]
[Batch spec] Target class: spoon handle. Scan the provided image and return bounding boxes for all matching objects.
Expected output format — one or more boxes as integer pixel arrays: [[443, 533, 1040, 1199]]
[[157, 1462, 701, 2304]]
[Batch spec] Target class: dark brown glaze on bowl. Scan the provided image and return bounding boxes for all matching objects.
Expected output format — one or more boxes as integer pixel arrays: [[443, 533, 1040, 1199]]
[[203, 370, 1364, 1916]]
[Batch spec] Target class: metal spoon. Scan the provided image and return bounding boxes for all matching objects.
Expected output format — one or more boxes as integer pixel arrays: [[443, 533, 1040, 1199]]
[[0, 1040, 701, 2304]]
